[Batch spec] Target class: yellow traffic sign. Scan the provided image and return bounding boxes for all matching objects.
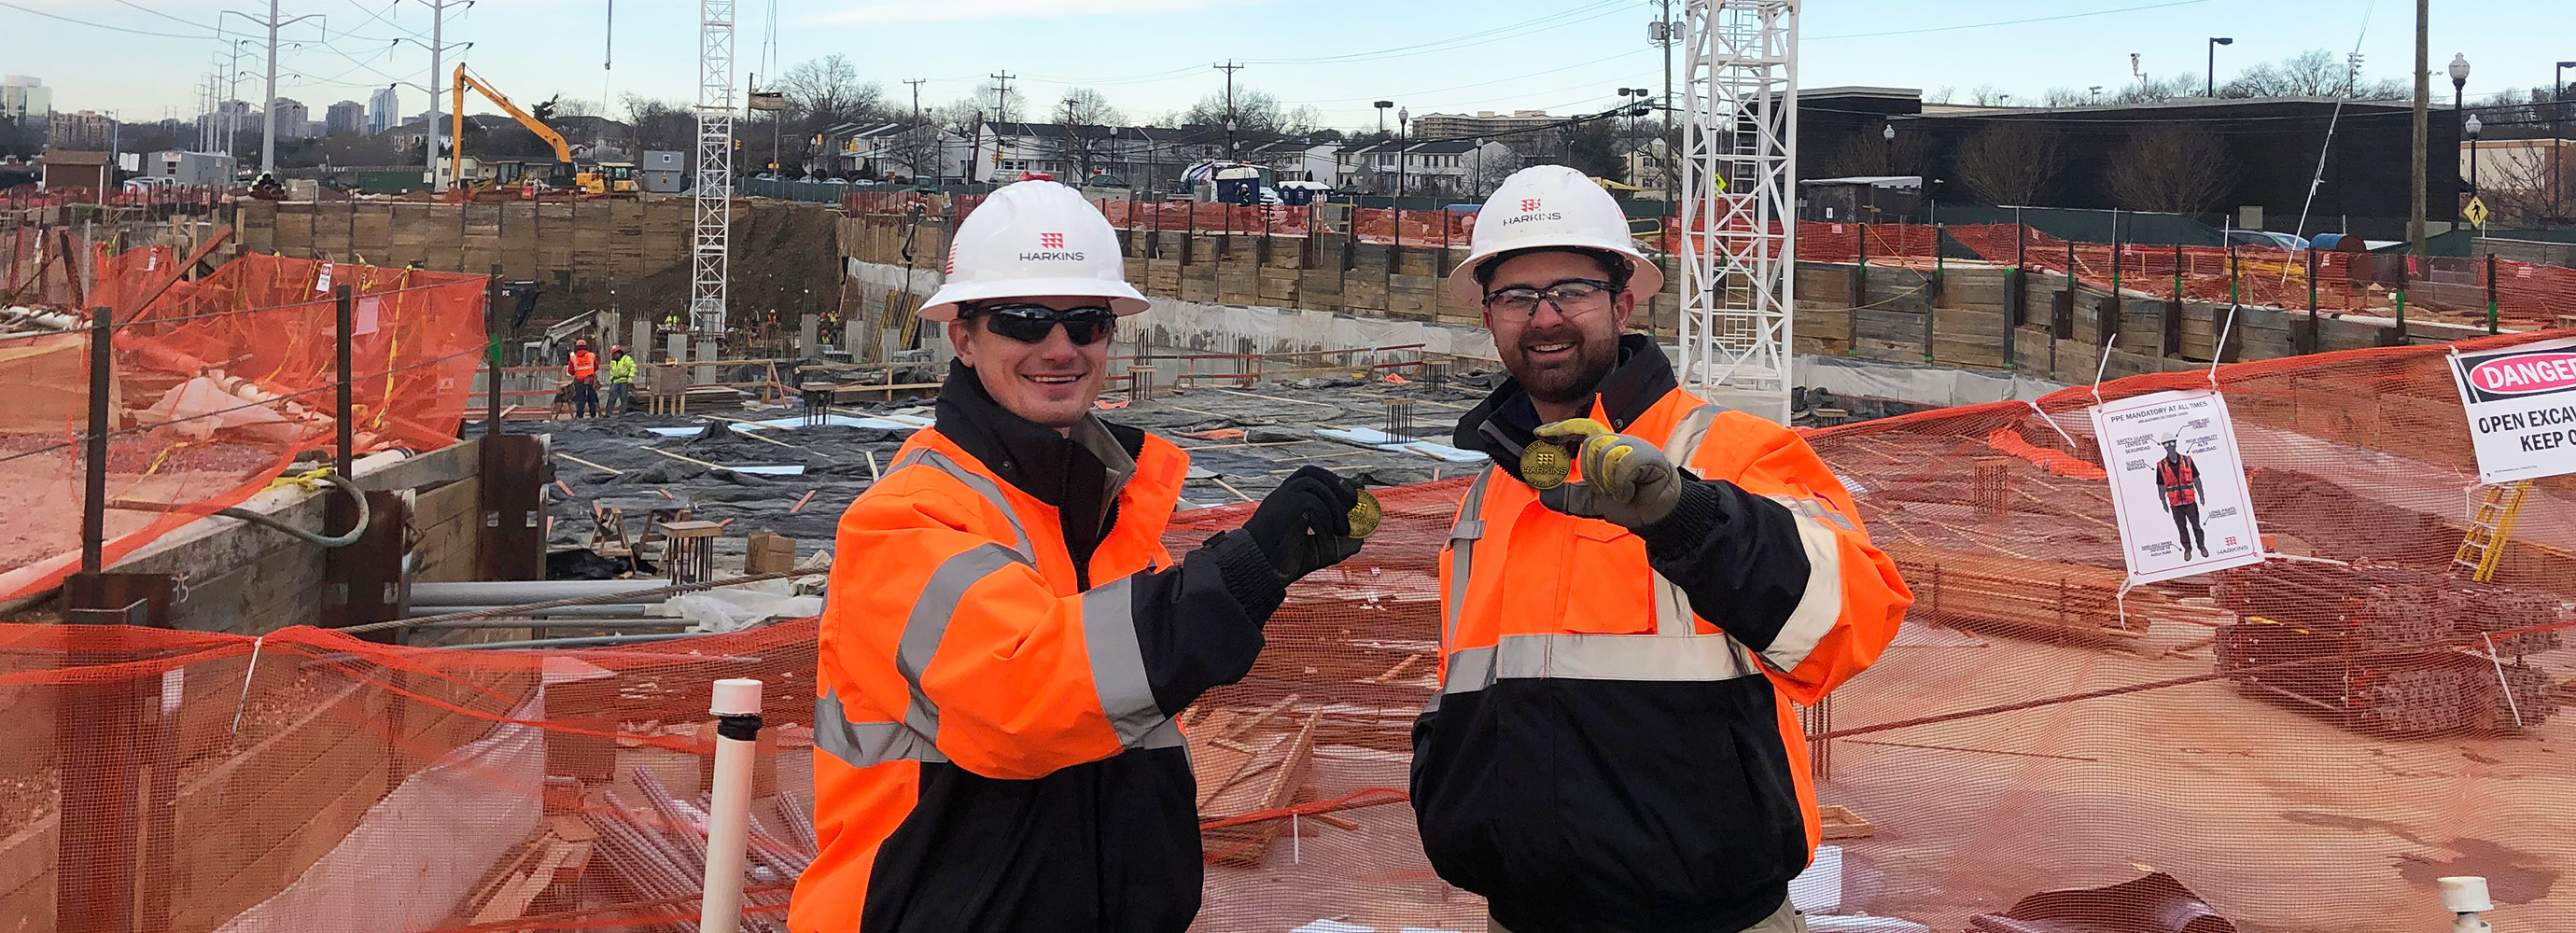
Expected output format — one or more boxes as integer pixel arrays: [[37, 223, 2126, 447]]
[[2465, 196, 2490, 230]]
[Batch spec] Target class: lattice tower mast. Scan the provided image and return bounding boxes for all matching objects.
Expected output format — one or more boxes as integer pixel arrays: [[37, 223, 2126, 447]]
[[1680, 0, 1797, 424], [693, 0, 736, 333]]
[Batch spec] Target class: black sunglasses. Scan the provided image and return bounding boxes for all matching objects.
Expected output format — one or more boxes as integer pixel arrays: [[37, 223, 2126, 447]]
[[965, 302, 1118, 345]]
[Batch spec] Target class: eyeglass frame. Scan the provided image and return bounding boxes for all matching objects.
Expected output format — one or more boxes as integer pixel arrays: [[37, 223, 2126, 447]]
[[1478, 277, 1622, 318], [960, 301, 1120, 345]]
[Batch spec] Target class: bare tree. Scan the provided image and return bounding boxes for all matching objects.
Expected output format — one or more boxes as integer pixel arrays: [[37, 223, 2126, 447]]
[[1968, 84, 2009, 106], [1925, 86, 1956, 105], [1179, 89, 1316, 136], [2103, 125, 2236, 213], [2474, 142, 2572, 227], [879, 121, 947, 183], [1953, 123, 2065, 205], [622, 94, 695, 153], [778, 54, 882, 125], [1054, 90, 1124, 179]]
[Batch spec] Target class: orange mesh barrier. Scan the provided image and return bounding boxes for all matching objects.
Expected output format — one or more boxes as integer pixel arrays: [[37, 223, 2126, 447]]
[[0, 249, 487, 600], [7, 333, 2573, 932]]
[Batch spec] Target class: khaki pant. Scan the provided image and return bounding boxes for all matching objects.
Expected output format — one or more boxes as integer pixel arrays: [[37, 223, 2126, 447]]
[[1490, 898, 1807, 933]]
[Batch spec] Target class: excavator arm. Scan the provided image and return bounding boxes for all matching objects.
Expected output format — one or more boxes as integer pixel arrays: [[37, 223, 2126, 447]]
[[449, 63, 572, 189]]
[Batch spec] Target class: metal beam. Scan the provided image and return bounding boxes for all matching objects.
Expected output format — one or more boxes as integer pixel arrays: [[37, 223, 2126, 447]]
[[1680, 0, 1797, 424]]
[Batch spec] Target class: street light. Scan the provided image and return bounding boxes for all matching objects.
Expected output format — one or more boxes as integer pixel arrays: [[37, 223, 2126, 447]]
[[2450, 54, 2471, 224], [1881, 122, 1895, 175], [2206, 36, 2234, 97], [2465, 113, 2481, 208], [1374, 101, 1393, 195]]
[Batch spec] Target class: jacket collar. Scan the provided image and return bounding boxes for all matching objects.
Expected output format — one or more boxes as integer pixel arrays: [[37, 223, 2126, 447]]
[[1453, 333, 1676, 483], [933, 357, 1141, 511]]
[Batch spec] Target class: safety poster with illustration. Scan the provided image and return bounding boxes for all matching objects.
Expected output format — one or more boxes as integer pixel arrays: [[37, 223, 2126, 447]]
[[2087, 388, 2264, 585]]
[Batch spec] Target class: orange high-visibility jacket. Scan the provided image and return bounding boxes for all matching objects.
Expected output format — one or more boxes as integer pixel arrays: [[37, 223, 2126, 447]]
[[1411, 336, 1912, 933], [791, 363, 1283, 933], [567, 349, 597, 382], [2157, 455, 2200, 507]]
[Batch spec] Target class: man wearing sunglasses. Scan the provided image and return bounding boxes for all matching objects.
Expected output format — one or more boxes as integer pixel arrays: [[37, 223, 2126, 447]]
[[1411, 166, 1912, 933], [791, 180, 1368, 933]]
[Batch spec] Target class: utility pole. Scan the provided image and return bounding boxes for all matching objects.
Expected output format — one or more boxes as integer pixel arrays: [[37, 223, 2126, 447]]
[[1215, 60, 1243, 160], [2406, 0, 2427, 258], [251, 2, 328, 177], [1660, 0, 1675, 207], [905, 78, 925, 121], [423, 0, 459, 190], [989, 71, 1015, 125]]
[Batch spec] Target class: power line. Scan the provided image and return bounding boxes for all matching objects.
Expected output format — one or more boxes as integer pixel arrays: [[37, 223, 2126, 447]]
[[1808, 0, 2216, 41], [0, 0, 216, 39], [103, 0, 220, 32]]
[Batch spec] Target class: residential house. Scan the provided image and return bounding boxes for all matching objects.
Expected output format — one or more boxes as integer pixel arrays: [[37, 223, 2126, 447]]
[[816, 121, 966, 181], [1346, 138, 1516, 197]]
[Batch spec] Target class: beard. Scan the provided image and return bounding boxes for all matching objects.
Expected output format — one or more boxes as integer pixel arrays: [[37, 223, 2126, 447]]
[[1506, 327, 1622, 409]]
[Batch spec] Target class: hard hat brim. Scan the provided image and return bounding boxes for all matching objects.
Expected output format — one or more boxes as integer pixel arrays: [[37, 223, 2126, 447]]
[[916, 277, 1152, 323], [1445, 244, 1666, 308]]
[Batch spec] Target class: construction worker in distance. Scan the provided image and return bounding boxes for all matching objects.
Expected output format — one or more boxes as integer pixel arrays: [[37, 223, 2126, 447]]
[[604, 344, 637, 416], [565, 338, 600, 419], [1411, 165, 1913, 933], [790, 179, 1369, 933], [2157, 435, 2208, 558]]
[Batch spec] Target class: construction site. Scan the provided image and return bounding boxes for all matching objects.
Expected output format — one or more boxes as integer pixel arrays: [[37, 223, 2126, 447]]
[[5, 2, 2576, 933]]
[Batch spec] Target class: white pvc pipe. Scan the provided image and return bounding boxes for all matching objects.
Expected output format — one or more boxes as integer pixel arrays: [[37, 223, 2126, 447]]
[[409, 579, 669, 606], [699, 677, 763, 933]]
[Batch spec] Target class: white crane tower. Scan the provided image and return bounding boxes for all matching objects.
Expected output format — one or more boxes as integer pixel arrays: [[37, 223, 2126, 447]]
[[1679, 0, 1798, 425], [692, 0, 735, 334]]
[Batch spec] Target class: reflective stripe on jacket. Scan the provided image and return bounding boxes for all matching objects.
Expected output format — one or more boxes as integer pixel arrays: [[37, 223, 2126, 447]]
[[1412, 338, 1911, 933], [607, 355, 637, 383], [567, 350, 597, 381]]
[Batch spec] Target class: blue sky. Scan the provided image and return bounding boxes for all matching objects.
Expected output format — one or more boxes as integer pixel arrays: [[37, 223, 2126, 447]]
[[7, 0, 2569, 128]]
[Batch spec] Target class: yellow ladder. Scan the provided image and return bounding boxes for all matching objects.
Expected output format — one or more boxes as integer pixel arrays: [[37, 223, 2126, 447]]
[[2453, 480, 2534, 583]]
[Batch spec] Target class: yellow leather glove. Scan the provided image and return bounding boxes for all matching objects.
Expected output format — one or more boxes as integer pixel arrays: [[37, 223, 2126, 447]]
[[1531, 418, 1683, 529]]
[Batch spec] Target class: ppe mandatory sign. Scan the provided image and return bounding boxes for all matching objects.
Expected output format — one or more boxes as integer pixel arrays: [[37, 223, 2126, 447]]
[[2448, 335, 2576, 484], [2087, 388, 2265, 586]]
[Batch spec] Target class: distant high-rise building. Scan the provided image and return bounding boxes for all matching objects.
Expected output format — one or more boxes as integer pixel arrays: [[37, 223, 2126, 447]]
[[325, 100, 364, 137], [48, 110, 117, 150], [367, 87, 398, 134], [1, 76, 49, 122], [270, 98, 311, 139]]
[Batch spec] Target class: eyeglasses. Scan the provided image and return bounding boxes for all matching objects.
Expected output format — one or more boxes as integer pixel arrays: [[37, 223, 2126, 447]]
[[1480, 278, 1617, 318], [966, 302, 1118, 345]]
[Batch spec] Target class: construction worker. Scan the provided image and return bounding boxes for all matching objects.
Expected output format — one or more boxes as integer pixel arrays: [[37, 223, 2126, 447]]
[[604, 345, 637, 415], [1411, 166, 1913, 933], [565, 338, 600, 419], [2157, 436, 2207, 558], [790, 180, 1367, 933]]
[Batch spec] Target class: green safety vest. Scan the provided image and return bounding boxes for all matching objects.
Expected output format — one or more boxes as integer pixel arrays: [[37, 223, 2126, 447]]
[[609, 355, 638, 383]]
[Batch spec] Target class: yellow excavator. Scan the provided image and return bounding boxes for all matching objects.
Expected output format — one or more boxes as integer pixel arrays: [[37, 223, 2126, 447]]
[[446, 64, 637, 199]]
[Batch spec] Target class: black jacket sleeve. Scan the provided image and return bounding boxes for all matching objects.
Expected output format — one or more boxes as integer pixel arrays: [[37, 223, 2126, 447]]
[[1127, 529, 1285, 717], [1634, 477, 1813, 652]]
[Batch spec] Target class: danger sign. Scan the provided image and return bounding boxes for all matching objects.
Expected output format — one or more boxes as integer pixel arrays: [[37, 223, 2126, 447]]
[[2450, 335, 2576, 484]]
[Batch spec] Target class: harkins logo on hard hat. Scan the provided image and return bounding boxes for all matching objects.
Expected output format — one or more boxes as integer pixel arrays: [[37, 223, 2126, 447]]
[[1502, 195, 1561, 227], [1040, 232, 1065, 249]]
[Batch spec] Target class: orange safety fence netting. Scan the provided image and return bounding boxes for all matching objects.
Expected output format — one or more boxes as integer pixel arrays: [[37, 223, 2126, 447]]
[[0, 245, 487, 601], [853, 192, 1487, 248], [4, 334, 2573, 933], [1796, 220, 2576, 329]]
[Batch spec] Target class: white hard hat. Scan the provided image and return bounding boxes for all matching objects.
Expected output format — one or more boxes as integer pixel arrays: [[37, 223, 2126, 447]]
[[917, 180, 1147, 322], [1446, 164, 1663, 305]]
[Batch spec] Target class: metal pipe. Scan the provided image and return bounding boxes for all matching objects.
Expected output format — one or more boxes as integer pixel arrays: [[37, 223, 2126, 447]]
[[402, 603, 664, 619], [409, 618, 689, 628], [449, 632, 707, 650], [409, 579, 672, 606], [335, 284, 353, 476], [81, 307, 109, 575]]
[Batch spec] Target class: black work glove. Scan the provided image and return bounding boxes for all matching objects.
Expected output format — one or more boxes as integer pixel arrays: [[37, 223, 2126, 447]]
[[1243, 466, 1366, 583]]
